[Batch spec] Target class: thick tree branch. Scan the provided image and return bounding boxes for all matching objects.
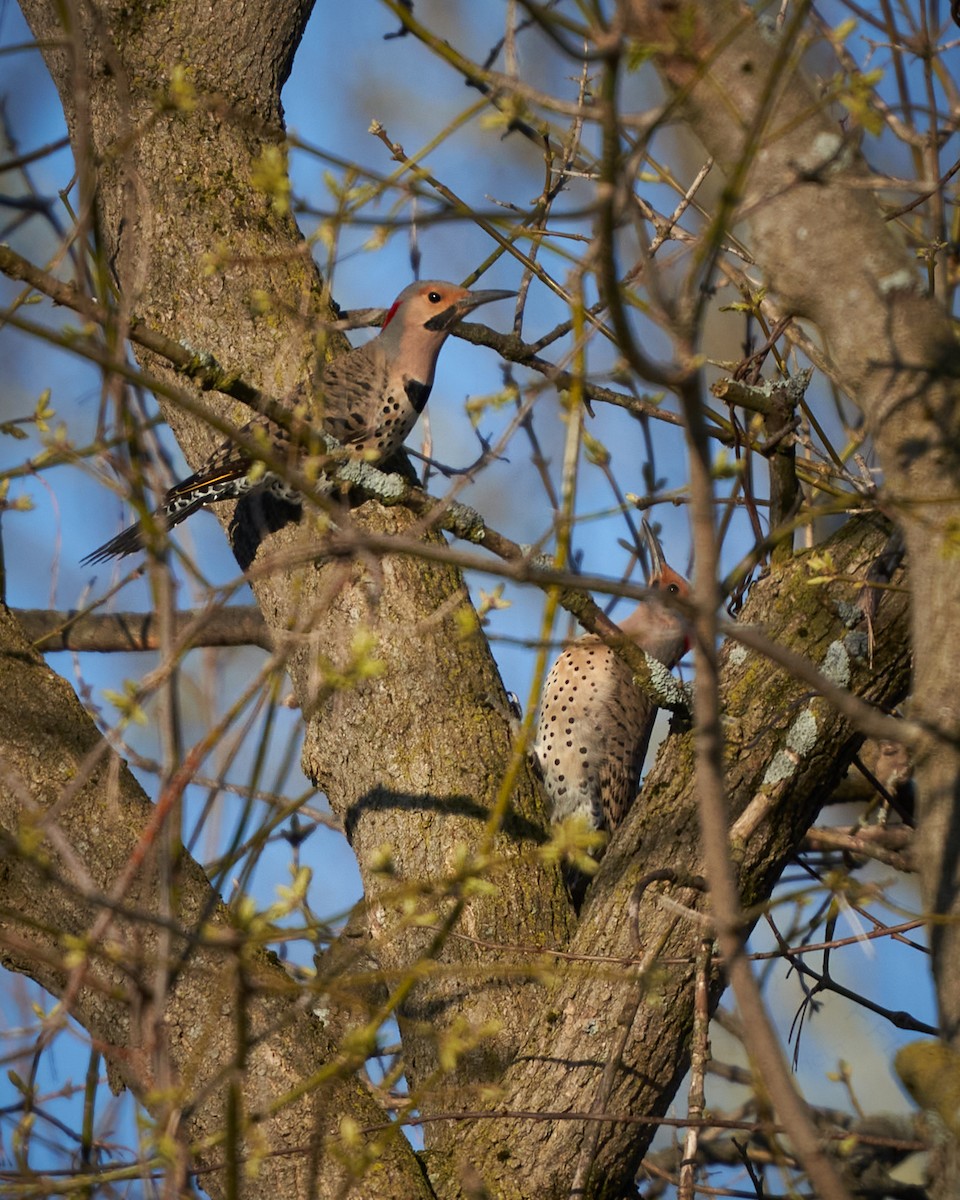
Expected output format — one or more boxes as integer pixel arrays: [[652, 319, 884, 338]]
[[14, 605, 271, 652], [451, 513, 910, 1198]]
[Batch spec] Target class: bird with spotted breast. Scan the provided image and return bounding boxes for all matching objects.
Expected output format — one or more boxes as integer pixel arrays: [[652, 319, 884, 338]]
[[82, 280, 513, 563], [533, 520, 690, 854]]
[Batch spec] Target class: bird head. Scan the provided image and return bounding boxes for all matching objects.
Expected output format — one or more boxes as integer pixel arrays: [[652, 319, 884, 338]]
[[618, 518, 691, 665], [376, 280, 514, 387]]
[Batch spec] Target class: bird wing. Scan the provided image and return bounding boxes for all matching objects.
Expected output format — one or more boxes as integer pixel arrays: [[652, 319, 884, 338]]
[[316, 348, 390, 448], [594, 661, 655, 831]]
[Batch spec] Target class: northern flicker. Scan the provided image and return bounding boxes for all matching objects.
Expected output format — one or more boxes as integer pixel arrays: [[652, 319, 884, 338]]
[[533, 520, 689, 840], [82, 280, 513, 563]]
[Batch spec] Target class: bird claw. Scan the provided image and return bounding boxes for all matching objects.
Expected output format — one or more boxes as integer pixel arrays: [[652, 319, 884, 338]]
[[479, 689, 523, 736], [178, 339, 220, 371], [669, 704, 693, 734]]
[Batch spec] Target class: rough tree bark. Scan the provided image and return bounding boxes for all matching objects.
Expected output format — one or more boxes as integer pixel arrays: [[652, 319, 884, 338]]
[[0, 1, 939, 1197]]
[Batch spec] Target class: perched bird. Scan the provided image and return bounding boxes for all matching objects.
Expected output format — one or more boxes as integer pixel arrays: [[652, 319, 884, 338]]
[[82, 280, 513, 563], [533, 520, 689, 842]]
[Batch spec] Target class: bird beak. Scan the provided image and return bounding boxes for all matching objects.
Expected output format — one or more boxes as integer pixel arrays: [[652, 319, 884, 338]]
[[426, 289, 515, 331], [640, 518, 667, 582], [460, 288, 516, 311]]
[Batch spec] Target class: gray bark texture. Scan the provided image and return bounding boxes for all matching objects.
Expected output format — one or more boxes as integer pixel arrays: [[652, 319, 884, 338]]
[[0, 0, 944, 1197]]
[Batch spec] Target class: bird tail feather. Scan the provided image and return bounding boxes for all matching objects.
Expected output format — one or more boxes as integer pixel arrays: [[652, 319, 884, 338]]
[[81, 493, 211, 565]]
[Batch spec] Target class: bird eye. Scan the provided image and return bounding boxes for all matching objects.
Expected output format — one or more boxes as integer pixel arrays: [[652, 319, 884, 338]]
[[668, 583, 680, 595], [428, 291, 442, 303]]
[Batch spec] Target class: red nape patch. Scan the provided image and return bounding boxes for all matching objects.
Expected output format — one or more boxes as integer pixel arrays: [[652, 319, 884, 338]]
[[382, 298, 402, 330]]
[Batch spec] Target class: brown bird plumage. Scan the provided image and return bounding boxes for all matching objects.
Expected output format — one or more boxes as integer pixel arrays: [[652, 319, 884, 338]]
[[83, 280, 513, 563], [533, 521, 689, 837]]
